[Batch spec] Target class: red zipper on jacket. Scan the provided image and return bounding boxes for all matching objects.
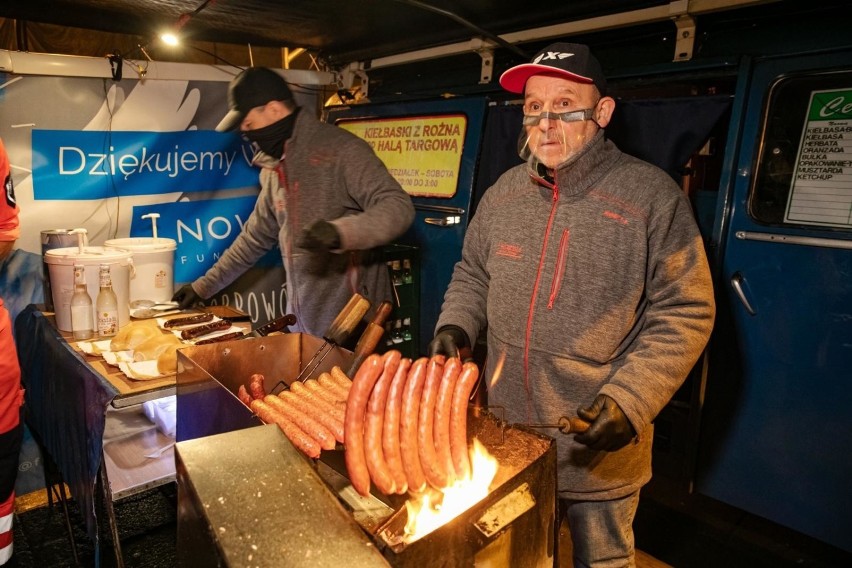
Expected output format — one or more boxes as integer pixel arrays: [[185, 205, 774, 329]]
[[523, 181, 559, 421], [547, 229, 570, 309]]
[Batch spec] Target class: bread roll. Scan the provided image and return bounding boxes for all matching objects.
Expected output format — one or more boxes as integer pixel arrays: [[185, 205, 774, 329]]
[[156, 343, 183, 375], [133, 334, 181, 362], [110, 323, 159, 351]]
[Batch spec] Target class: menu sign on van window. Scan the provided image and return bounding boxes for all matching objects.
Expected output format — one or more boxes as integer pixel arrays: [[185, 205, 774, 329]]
[[338, 114, 467, 198], [786, 88, 852, 228]]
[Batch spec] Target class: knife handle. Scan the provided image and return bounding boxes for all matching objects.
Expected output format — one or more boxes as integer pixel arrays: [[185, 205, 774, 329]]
[[253, 313, 297, 337], [346, 300, 394, 376], [326, 293, 371, 345]]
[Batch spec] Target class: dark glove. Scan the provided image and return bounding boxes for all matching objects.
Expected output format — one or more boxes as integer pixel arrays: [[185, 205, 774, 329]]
[[574, 394, 637, 452], [429, 325, 469, 359], [172, 284, 203, 309], [299, 220, 341, 251]]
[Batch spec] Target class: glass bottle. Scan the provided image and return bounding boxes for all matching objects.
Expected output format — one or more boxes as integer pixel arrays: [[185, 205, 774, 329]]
[[402, 317, 413, 342], [391, 319, 404, 344], [391, 260, 402, 286], [70, 264, 94, 340], [96, 264, 119, 338], [402, 258, 413, 284]]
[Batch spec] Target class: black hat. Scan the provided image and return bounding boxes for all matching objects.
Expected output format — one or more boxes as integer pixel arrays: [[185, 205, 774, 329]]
[[499, 42, 607, 95], [215, 67, 294, 132]]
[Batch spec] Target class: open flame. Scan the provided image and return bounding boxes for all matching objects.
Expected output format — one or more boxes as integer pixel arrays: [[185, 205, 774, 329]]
[[403, 438, 498, 543]]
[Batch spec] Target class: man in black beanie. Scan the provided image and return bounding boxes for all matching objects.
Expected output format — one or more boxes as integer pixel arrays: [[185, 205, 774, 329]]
[[174, 68, 414, 335]]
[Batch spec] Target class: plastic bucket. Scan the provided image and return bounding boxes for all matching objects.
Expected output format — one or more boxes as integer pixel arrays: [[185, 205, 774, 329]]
[[44, 246, 133, 332], [104, 237, 177, 304], [40, 230, 79, 312]]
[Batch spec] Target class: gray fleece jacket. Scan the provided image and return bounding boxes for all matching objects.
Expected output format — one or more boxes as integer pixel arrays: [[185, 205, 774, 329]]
[[436, 131, 715, 499], [193, 109, 415, 335]]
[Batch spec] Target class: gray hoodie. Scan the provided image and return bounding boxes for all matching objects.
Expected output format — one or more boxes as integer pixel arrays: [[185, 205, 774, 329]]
[[436, 131, 715, 499], [193, 109, 415, 335]]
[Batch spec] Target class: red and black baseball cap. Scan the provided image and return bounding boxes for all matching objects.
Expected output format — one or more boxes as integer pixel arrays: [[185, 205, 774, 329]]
[[499, 42, 607, 95], [216, 67, 294, 132]]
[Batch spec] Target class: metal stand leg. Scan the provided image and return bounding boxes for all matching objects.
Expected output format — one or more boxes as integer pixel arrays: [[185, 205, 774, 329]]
[[30, 426, 79, 565], [99, 455, 125, 568], [50, 482, 80, 566]]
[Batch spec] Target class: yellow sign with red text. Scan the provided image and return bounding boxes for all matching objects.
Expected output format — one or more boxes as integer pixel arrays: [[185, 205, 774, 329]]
[[339, 114, 467, 198]]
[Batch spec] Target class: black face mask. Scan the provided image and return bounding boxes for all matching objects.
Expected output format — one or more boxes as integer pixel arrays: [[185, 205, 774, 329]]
[[242, 107, 300, 158]]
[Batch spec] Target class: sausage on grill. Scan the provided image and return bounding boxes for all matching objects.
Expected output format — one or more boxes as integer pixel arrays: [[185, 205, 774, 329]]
[[264, 395, 335, 451], [418, 355, 448, 489], [344, 353, 384, 497], [248, 373, 267, 400], [364, 350, 400, 495], [304, 378, 346, 410], [279, 390, 345, 444], [330, 366, 354, 393], [250, 399, 320, 459], [382, 356, 411, 494], [318, 372, 349, 403], [450, 362, 480, 479], [434, 357, 462, 486], [399, 357, 429, 493], [288, 380, 346, 425]]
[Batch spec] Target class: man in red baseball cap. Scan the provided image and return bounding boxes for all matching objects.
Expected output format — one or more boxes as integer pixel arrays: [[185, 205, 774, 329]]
[[0, 137, 24, 565], [430, 42, 715, 567]]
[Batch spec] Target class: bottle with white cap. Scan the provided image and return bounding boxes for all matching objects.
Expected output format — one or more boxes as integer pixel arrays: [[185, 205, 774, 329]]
[[96, 264, 119, 338], [70, 264, 94, 340]]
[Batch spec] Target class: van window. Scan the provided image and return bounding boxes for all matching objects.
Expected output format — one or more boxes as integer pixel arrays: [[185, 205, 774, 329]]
[[750, 71, 852, 229]]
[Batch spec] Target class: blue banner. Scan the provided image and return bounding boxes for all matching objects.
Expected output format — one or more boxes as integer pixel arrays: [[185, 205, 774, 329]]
[[32, 130, 258, 199], [131, 197, 281, 283]]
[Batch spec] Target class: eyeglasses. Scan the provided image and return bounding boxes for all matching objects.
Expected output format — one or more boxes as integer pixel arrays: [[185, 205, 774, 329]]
[[522, 108, 595, 126]]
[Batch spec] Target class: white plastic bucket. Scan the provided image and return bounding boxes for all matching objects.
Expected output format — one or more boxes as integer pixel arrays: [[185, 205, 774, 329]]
[[44, 246, 133, 332], [104, 237, 177, 304]]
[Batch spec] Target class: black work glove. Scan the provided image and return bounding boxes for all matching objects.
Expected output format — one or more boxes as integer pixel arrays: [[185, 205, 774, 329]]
[[172, 284, 203, 309], [574, 394, 637, 452], [299, 220, 341, 251], [429, 325, 469, 359]]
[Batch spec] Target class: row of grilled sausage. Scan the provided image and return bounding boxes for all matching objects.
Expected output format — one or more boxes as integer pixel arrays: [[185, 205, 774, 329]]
[[237, 368, 353, 459], [344, 350, 480, 497]]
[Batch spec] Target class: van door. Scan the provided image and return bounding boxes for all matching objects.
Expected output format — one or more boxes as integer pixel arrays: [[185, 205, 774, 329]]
[[697, 50, 852, 552]]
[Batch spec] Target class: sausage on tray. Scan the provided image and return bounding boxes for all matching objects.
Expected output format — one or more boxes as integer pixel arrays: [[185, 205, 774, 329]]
[[318, 372, 349, 403], [250, 399, 321, 459], [163, 312, 214, 328], [418, 355, 448, 489], [289, 380, 346, 425], [450, 362, 481, 479], [330, 366, 353, 392], [194, 331, 244, 344], [399, 357, 429, 493], [382, 356, 412, 494], [279, 390, 345, 444], [304, 378, 346, 410], [237, 384, 252, 406], [264, 395, 336, 451], [434, 357, 462, 486], [248, 373, 267, 400], [181, 319, 231, 340], [364, 350, 401, 495], [343, 353, 384, 497]]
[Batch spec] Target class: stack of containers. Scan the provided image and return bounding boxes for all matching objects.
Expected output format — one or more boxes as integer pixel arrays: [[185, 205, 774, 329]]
[[105, 214, 177, 305], [44, 229, 133, 332]]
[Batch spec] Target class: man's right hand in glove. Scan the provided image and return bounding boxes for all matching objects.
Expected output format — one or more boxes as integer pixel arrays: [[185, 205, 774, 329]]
[[428, 325, 470, 359], [172, 284, 203, 309], [574, 394, 637, 452]]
